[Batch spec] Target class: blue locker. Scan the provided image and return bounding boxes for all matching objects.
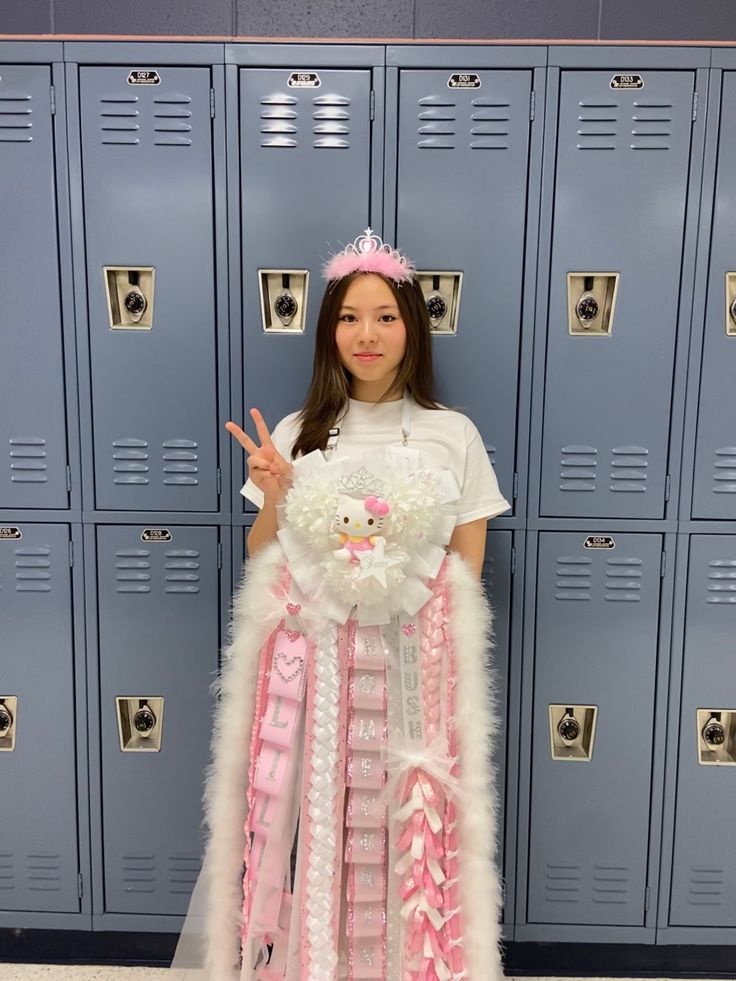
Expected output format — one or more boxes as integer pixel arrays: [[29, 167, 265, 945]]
[[95, 525, 220, 915], [527, 532, 662, 926], [394, 68, 534, 511], [238, 65, 376, 485], [78, 66, 219, 513], [692, 74, 736, 519], [540, 70, 696, 519], [0, 525, 79, 913], [669, 536, 736, 927], [0, 65, 69, 510]]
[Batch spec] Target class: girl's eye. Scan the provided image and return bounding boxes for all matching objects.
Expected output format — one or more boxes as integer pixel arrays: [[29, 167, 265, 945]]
[[339, 313, 356, 323], [379, 315, 397, 323]]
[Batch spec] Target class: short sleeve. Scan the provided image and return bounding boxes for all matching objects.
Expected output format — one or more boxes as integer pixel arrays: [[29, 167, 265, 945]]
[[239, 413, 299, 510], [456, 422, 511, 524]]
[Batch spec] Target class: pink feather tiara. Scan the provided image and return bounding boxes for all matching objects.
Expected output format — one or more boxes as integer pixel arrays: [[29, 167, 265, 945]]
[[322, 228, 416, 284]]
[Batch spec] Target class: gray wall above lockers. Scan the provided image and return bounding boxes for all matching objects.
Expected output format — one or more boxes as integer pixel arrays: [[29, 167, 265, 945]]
[[6, 0, 736, 43]]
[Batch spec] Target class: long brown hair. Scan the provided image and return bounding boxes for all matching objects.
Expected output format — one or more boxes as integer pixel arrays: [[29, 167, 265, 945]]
[[292, 272, 441, 458]]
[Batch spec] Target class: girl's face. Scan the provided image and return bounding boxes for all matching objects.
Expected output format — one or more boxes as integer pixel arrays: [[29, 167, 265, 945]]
[[334, 274, 407, 401]]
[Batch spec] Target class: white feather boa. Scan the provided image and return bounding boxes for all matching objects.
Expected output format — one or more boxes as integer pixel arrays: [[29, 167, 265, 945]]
[[191, 543, 503, 981]]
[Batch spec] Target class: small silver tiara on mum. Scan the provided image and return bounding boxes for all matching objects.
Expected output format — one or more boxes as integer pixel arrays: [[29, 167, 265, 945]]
[[322, 228, 416, 284]]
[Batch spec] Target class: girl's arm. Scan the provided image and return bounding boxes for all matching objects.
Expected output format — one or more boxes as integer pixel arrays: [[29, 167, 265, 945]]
[[448, 517, 488, 579], [246, 497, 280, 557]]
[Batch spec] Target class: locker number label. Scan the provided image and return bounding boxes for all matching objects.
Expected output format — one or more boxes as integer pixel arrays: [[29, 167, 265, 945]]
[[0, 527, 21, 540], [141, 529, 172, 542], [448, 73, 481, 89], [610, 74, 643, 90], [288, 72, 321, 88], [584, 535, 616, 549], [128, 70, 161, 86]]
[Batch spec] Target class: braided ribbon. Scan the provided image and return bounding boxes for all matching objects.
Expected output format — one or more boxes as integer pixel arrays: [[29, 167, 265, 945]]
[[389, 599, 459, 981]]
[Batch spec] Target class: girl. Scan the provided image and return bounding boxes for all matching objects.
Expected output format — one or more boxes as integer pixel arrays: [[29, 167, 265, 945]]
[[173, 230, 510, 981]]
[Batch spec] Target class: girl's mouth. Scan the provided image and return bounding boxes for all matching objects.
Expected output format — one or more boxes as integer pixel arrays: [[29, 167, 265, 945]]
[[354, 353, 381, 362]]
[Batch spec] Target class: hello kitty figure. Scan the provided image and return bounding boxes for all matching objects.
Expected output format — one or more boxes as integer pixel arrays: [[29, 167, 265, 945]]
[[334, 494, 390, 563]]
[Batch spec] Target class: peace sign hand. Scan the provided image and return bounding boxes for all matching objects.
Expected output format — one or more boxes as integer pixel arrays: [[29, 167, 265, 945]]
[[225, 408, 293, 505]]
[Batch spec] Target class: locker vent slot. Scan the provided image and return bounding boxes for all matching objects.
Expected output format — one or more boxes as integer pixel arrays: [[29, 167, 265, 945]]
[[560, 445, 597, 492], [706, 558, 736, 604], [470, 98, 510, 150], [0, 852, 12, 890], [113, 439, 150, 484], [165, 549, 201, 593], [163, 439, 199, 485], [26, 852, 61, 891], [605, 557, 642, 602], [0, 90, 32, 142], [610, 446, 648, 493], [544, 862, 582, 903], [686, 866, 725, 906], [98, 96, 140, 145], [712, 448, 736, 494], [417, 96, 456, 149], [168, 855, 202, 894], [154, 95, 193, 147], [631, 101, 673, 150], [555, 556, 592, 600], [260, 94, 298, 148], [9, 437, 48, 483], [313, 94, 351, 149], [121, 854, 155, 892], [592, 863, 630, 904], [577, 101, 618, 150], [115, 549, 152, 593], [15, 546, 51, 593]]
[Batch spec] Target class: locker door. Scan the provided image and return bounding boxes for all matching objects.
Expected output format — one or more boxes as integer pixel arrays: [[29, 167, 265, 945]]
[[693, 75, 736, 518], [541, 71, 695, 519], [0, 525, 79, 912], [528, 532, 662, 925], [96, 525, 219, 915], [0, 66, 69, 509], [396, 69, 533, 510], [79, 67, 218, 512], [669, 536, 736, 926], [240, 67, 373, 447]]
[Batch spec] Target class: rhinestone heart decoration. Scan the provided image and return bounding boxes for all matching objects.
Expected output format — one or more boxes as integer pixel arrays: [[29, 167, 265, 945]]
[[401, 622, 416, 636], [274, 652, 303, 684], [286, 602, 302, 616], [284, 629, 301, 642]]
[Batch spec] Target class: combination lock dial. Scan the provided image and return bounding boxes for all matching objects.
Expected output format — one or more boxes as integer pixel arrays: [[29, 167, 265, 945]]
[[124, 289, 148, 319], [0, 704, 12, 733], [426, 294, 447, 325], [558, 714, 581, 742], [274, 293, 298, 325], [702, 717, 726, 746], [134, 704, 156, 736], [576, 293, 599, 326]]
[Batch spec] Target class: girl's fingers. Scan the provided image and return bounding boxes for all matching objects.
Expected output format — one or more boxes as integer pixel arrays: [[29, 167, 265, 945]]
[[224, 421, 259, 456], [249, 408, 274, 448]]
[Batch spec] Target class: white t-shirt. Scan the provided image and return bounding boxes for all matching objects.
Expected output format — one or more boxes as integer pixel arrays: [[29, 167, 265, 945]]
[[241, 398, 511, 525]]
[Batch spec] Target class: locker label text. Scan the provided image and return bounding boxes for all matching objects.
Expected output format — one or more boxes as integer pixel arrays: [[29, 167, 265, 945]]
[[584, 535, 616, 549], [141, 529, 172, 542], [128, 70, 161, 85], [448, 73, 481, 89], [0, 527, 22, 540], [288, 73, 321, 88], [610, 74, 643, 90]]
